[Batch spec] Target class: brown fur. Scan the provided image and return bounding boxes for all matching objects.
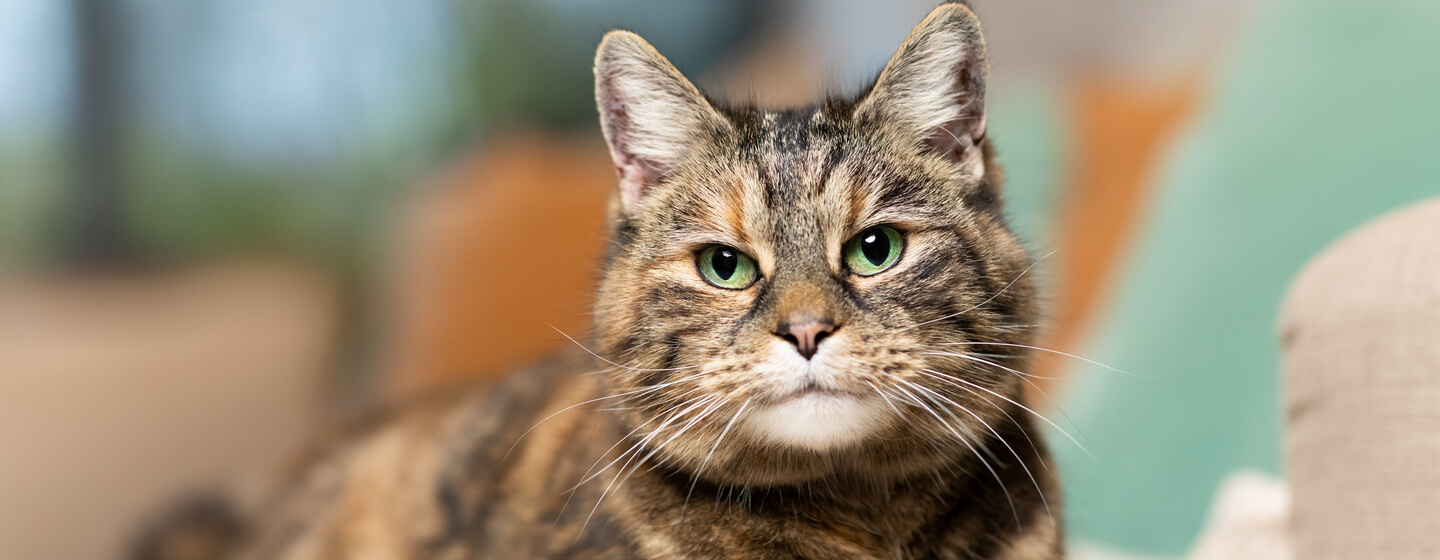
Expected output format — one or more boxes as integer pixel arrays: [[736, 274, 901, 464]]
[[168, 4, 1063, 559]]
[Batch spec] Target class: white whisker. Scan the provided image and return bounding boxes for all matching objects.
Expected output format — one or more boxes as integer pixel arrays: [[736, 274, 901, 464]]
[[507, 370, 712, 462], [680, 398, 750, 522], [903, 249, 1056, 331], [553, 326, 701, 373], [866, 380, 905, 418], [576, 395, 718, 539], [915, 369, 1047, 473], [938, 341, 1144, 378], [888, 379, 1020, 528], [907, 374, 1053, 528], [923, 351, 1059, 379], [920, 365, 1093, 462]]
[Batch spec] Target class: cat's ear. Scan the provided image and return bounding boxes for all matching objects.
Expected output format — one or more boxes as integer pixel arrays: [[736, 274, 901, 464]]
[[856, 4, 988, 168], [594, 31, 731, 211]]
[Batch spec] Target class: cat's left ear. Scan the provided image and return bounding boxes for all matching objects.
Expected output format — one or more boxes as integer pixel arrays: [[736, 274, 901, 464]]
[[857, 4, 988, 169], [594, 31, 732, 212]]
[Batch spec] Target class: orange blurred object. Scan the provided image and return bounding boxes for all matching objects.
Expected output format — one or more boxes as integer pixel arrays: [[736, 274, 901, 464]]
[[1035, 69, 1204, 382], [382, 131, 616, 395]]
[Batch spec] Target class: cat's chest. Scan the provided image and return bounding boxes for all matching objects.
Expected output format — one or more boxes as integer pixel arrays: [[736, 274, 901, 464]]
[[583, 470, 956, 560]]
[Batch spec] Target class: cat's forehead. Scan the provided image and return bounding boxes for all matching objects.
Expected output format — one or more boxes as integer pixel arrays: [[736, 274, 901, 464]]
[[647, 109, 830, 240], [646, 105, 957, 255], [734, 104, 849, 154], [747, 111, 837, 197]]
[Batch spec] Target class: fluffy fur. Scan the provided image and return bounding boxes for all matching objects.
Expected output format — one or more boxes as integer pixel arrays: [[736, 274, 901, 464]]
[[142, 4, 1063, 559]]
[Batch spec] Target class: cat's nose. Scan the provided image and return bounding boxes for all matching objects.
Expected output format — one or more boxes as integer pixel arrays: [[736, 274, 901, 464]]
[[775, 317, 837, 360]]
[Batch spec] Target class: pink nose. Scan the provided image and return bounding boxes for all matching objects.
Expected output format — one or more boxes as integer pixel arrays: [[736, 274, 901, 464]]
[[777, 319, 837, 360]]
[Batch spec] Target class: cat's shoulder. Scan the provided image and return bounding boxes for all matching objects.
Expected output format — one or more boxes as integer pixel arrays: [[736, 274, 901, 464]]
[[239, 348, 606, 558]]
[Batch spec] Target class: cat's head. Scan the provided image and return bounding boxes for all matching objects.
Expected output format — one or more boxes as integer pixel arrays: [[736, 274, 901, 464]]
[[590, 3, 1038, 484]]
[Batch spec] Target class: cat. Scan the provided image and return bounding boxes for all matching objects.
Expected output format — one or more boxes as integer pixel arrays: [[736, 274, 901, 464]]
[[138, 3, 1061, 559]]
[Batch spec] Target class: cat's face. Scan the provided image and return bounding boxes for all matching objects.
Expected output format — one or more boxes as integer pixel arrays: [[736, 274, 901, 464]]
[[591, 4, 1036, 484]]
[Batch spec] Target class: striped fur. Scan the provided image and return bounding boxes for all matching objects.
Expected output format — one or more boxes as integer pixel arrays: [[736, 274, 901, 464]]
[[209, 4, 1061, 559]]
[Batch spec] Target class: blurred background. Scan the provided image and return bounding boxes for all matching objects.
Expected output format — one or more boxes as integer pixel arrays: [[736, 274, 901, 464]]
[[3, 0, 1437, 558]]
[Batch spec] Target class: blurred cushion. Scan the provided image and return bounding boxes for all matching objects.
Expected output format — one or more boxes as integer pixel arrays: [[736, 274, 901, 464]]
[[1279, 198, 1440, 559]]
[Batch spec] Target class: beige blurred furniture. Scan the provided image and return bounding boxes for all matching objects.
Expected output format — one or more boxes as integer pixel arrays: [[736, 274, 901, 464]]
[[1078, 197, 1440, 560], [1280, 197, 1440, 559], [0, 262, 333, 560]]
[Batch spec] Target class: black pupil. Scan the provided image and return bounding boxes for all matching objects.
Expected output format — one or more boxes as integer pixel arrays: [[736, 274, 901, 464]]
[[860, 229, 891, 265], [712, 248, 738, 280]]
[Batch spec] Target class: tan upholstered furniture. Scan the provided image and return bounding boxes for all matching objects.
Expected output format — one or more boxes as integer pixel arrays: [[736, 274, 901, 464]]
[[0, 263, 332, 560], [1280, 197, 1440, 559]]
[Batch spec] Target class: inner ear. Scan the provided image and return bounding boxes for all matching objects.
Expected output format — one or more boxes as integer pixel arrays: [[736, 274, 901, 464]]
[[856, 4, 988, 163], [923, 61, 985, 161]]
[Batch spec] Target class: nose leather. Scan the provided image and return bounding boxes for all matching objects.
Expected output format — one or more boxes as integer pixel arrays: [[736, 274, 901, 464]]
[[776, 317, 836, 360]]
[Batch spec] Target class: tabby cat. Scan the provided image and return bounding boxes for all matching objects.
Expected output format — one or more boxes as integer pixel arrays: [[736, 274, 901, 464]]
[[147, 3, 1062, 559]]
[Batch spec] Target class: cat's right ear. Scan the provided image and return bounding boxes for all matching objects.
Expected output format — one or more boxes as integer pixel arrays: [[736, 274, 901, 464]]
[[855, 4, 988, 172], [595, 31, 730, 212]]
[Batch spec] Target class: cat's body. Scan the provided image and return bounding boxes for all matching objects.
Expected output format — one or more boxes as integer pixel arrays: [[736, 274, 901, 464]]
[[143, 4, 1063, 559], [234, 348, 1055, 560]]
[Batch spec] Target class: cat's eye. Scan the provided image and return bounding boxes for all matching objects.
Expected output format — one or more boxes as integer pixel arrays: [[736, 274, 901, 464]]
[[697, 245, 759, 290], [844, 226, 904, 276]]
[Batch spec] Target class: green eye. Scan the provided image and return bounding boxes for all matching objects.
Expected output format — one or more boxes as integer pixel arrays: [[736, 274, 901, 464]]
[[844, 226, 904, 276], [697, 245, 759, 289]]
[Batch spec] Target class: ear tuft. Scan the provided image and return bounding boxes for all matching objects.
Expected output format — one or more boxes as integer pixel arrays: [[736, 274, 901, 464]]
[[857, 4, 988, 165], [594, 31, 729, 212]]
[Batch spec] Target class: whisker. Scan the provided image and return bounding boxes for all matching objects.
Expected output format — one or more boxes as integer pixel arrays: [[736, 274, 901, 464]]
[[559, 389, 714, 523], [635, 399, 726, 470], [970, 352, 1023, 360], [555, 412, 660, 525], [904, 377, 1053, 527], [866, 380, 905, 418], [567, 332, 687, 347], [922, 351, 1060, 379], [938, 341, 1145, 378], [567, 388, 711, 493], [893, 377, 998, 464], [603, 397, 729, 524], [916, 369, 1047, 474], [903, 249, 1056, 332], [927, 350, 1092, 435], [552, 326, 701, 373], [576, 395, 718, 539], [507, 370, 713, 462], [887, 380, 1021, 529], [680, 397, 751, 522], [936, 351, 1093, 445], [921, 364, 1093, 462]]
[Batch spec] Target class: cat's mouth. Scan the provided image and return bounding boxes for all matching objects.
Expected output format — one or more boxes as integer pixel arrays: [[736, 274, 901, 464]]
[[794, 380, 844, 398], [768, 377, 861, 405]]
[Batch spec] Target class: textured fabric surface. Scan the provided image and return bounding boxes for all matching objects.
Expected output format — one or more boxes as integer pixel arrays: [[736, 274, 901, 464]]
[[1279, 198, 1440, 559]]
